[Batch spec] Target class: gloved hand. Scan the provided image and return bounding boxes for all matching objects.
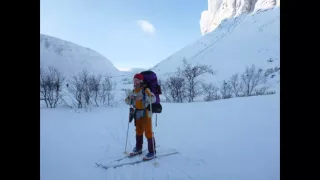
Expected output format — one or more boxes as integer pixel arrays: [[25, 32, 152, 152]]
[[125, 91, 134, 105]]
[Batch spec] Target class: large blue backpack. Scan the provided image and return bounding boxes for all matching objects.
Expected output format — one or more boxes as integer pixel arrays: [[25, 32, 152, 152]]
[[141, 70, 162, 113]]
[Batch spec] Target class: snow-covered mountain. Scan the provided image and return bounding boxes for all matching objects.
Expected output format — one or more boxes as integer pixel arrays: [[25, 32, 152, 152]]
[[152, 7, 279, 90], [117, 68, 147, 84], [119, 68, 147, 75], [40, 34, 121, 78], [200, 0, 279, 35], [129, 68, 147, 73]]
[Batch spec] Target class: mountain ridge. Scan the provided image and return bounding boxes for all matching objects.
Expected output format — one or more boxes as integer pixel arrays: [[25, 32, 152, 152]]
[[40, 34, 121, 78]]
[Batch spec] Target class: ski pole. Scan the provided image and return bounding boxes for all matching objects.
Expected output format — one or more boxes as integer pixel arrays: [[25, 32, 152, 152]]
[[124, 98, 134, 155], [124, 116, 130, 155], [150, 96, 157, 166]]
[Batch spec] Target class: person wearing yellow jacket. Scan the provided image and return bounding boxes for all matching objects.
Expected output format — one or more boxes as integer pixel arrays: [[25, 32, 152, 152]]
[[125, 73, 157, 160]]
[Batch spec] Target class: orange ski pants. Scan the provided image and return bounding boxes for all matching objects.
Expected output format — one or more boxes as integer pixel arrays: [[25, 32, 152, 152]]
[[135, 110, 153, 139]]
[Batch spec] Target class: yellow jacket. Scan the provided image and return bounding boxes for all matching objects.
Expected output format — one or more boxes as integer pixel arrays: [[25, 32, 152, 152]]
[[125, 86, 155, 109]]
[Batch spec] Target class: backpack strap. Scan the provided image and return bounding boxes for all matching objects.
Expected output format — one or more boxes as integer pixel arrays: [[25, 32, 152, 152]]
[[142, 86, 154, 110], [142, 86, 146, 107]]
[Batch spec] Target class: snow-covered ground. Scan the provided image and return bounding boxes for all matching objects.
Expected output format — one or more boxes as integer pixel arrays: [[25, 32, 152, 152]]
[[40, 93, 279, 180]]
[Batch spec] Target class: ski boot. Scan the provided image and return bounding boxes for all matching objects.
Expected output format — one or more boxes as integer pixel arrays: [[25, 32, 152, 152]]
[[129, 147, 142, 157], [129, 135, 143, 157], [143, 152, 156, 160], [143, 137, 156, 160]]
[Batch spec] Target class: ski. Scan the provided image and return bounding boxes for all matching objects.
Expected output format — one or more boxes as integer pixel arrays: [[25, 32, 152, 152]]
[[113, 145, 160, 162], [96, 151, 178, 170]]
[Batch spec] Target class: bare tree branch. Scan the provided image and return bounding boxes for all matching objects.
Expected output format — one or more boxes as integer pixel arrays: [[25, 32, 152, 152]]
[[178, 59, 215, 102], [202, 83, 220, 101], [68, 71, 87, 108], [220, 80, 232, 99], [100, 76, 116, 106], [40, 66, 65, 108], [230, 73, 242, 97], [164, 74, 186, 103], [240, 65, 267, 96], [88, 74, 101, 107]]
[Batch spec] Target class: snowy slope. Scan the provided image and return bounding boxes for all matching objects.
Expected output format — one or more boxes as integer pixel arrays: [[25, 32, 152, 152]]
[[40, 34, 121, 78], [119, 68, 147, 77], [200, 0, 278, 34], [40, 93, 280, 180], [153, 7, 279, 88], [116, 68, 149, 90], [128, 68, 147, 73]]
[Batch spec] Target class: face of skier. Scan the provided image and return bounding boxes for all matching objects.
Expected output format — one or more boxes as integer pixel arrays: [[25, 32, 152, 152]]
[[134, 78, 141, 87]]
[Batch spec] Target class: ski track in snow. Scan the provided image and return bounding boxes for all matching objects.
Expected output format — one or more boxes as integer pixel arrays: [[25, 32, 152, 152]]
[[94, 106, 192, 180], [41, 94, 279, 180], [40, 106, 206, 180]]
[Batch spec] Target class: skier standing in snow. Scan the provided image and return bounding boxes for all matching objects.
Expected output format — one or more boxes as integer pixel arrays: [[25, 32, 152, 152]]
[[125, 73, 157, 160]]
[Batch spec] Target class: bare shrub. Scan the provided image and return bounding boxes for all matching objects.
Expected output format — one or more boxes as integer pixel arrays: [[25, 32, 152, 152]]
[[240, 65, 267, 96], [67, 70, 92, 108], [80, 70, 91, 108], [220, 80, 232, 99], [88, 74, 101, 107], [40, 66, 65, 108], [164, 75, 186, 103], [202, 83, 220, 101], [100, 76, 116, 106], [68, 70, 118, 108], [254, 86, 270, 96], [68, 74, 85, 108], [178, 59, 215, 102], [229, 73, 243, 97]]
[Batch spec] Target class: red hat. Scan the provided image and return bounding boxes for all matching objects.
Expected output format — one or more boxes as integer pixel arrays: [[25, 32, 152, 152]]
[[134, 73, 144, 81]]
